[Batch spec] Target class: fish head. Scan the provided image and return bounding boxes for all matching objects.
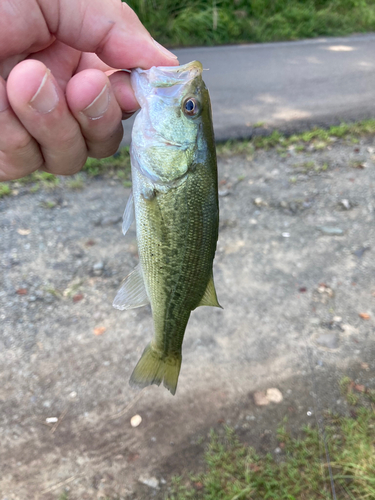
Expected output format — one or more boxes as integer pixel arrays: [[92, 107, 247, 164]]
[[131, 61, 212, 184]]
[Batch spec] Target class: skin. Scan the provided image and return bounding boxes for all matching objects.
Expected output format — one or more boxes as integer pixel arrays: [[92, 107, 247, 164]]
[[0, 0, 179, 181]]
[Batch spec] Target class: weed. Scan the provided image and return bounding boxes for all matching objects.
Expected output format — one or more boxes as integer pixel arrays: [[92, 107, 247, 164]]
[[216, 119, 375, 158], [168, 403, 375, 499], [29, 183, 41, 194], [40, 200, 57, 209], [66, 174, 84, 190], [0, 183, 11, 198], [43, 287, 61, 298], [293, 161, 329, 174], [83, 148, 131, 178], [34, 171, 59, 188]]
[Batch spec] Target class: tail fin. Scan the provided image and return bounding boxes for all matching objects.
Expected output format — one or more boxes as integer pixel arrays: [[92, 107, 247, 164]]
[[129, 343, 182, 395]]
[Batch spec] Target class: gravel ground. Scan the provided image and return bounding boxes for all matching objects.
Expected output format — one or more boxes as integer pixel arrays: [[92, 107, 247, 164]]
[[0, 136, 374, 499]]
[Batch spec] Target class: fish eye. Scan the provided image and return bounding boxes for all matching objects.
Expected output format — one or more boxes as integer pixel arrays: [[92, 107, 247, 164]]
[[183, 97, 199, 117]]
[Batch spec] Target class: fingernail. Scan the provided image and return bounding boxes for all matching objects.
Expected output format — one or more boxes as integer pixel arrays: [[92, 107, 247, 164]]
[[29, 69, 59, 114], [82, 84, 110, 119], [152, 38, 178, 60]]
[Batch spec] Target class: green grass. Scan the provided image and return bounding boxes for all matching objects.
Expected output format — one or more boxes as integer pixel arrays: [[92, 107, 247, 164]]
[[168, 376, 375, 500], [83, 147, 131, 178], [0, 182, 11, 198], [66, 173, 84, 190], [125, 0, 375, 47], [6, 147, 132, 192], [169, 409, 375, 500], [216, 119, 375, 157]]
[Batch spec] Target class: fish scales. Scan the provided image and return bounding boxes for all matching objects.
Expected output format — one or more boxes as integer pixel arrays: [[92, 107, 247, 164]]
[[114, 61, 220, 395]]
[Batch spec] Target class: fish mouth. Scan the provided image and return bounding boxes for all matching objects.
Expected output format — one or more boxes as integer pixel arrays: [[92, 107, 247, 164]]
[[132, 61, 203, 89]]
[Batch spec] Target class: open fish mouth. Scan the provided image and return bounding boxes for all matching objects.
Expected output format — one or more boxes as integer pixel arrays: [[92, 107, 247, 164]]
[[135, 60, 203, 87], [131, 61, 203, 103]]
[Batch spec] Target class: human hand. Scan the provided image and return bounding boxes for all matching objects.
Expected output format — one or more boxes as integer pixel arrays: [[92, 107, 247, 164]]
[[0, 0, 179, 181]]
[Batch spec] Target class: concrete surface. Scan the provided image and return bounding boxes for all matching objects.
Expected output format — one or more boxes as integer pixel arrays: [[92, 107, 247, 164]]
[[121, 33, 375, 145], [1, 134, 375, 499]]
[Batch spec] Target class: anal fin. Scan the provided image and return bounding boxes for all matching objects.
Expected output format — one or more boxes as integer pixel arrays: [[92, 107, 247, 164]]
[[197, 273, 222, 308], [113, 264, 149, 310]]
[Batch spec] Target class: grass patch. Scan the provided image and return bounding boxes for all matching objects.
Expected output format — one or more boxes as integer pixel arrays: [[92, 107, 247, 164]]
[[7, 148, 132, 192], [66, 173, 84, 190], [83, 147, 131, 178], [0, 183, 11, 198], [125, 0, 375, 47], [216, 119, 375, 157], [169, 376, 375, 500], [293, 161, 329, 174], [169, 407, 375, 500], [12, 170, 60, 191]]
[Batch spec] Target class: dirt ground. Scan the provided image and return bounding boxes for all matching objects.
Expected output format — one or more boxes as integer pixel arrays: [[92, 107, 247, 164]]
[[1, 135, 374, 500]]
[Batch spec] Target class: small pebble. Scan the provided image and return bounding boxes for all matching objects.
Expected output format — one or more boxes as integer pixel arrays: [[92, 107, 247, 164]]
[[317, 226, 344, 236], [218, 189, 230, 197], [266, 388, 283, 403], [130, 414, 142, 427], [138, 475, 159, 489], [254, 197, 267, 207], [340, 199, 351, 210], [93, 261, 104, 271], [98, 216, 122, 226]]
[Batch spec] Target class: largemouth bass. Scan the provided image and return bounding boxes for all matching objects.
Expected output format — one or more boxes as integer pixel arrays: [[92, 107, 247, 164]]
[[113, 61, 220, 395]]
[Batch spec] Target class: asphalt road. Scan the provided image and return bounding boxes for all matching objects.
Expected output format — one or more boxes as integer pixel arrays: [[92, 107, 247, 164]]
[[121, 33, 375, 145]]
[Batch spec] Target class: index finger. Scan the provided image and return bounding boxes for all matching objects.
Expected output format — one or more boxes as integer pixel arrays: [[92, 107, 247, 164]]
[[39, 0, 179, 69]]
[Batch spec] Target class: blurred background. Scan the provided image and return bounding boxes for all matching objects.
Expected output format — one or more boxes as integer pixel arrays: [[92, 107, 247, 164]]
[[127, 0, 375, 47]]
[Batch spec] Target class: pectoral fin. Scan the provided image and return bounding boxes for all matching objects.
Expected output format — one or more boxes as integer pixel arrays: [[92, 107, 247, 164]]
[[122, 191, 135, 236], [113, 264, 149, 310], [197, 273, 222, 308]]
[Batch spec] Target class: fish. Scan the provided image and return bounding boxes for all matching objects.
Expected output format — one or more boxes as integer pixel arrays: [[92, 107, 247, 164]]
[[113, 61, 221, 395]]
